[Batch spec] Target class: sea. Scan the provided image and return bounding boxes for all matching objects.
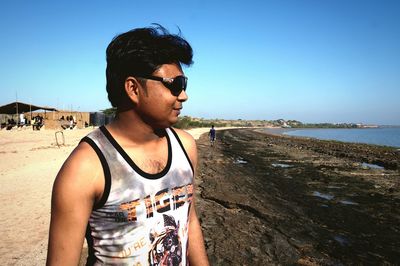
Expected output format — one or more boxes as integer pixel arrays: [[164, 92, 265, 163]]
[[264, 127, 400, 148]]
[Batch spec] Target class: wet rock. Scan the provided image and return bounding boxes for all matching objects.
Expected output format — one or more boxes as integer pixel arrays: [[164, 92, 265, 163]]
[[196, 129, 400, 265]]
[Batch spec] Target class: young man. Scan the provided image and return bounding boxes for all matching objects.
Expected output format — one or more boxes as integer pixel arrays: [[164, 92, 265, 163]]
[[47, 25, 209, 266]]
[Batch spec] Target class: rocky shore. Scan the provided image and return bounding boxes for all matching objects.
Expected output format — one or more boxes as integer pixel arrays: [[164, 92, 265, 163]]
[[195, 129, 400, 265]]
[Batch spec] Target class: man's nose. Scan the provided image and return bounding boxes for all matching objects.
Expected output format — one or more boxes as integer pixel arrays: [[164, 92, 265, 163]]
[[177, 89, 188, 102]]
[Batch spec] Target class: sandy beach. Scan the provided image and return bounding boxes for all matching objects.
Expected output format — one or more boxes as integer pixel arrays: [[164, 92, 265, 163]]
[[1, 126, 399, 265], [0, 126, 211, 265]]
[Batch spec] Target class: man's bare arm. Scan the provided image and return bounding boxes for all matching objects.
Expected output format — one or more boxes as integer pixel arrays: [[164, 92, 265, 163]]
[[188, 203, 210, 266], [175, 128, 209, 265], [47, 143, 103, 265]]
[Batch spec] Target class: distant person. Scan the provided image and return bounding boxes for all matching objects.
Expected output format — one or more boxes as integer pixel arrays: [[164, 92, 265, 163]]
[[19, 113, 26, 126], [7, 118, 16, 130], [209, 125, 216, 146], [69, 115, 74, 129], [33, 115, 43, 130], [47, 25, 209, 265], [72, 115, 77, 128]]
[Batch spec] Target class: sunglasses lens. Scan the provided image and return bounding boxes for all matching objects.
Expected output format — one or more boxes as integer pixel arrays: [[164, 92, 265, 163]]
[[169, 76, 187, 96]]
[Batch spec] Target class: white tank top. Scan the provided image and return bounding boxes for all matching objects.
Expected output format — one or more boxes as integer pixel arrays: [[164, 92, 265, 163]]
[[82, 126, 194, 265]]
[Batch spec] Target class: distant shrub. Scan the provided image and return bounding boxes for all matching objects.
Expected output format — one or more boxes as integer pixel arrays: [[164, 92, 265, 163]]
[[174, 116, 227, 129]]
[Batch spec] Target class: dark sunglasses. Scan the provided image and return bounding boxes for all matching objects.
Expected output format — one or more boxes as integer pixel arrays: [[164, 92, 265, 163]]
[[138, 75, 188, 96]]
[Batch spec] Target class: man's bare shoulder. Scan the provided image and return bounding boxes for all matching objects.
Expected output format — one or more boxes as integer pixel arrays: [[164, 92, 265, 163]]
[[172, 127, 196, 148], [65, 141, 101, 172], [53, 141, 104, 200]]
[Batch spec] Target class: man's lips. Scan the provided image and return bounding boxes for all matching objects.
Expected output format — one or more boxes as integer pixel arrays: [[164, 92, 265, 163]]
[[173, 107, 182, 115]]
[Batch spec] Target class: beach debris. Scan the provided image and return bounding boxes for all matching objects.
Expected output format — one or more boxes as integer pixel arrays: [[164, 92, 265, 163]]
[[55, 131, 65, 147]]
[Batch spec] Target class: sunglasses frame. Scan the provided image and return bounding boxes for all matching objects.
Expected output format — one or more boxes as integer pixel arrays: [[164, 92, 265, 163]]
[[138, 75, 188, 96]]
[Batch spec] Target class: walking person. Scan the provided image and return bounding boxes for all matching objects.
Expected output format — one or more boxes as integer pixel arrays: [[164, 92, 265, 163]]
[[208, 125, 216, 146]]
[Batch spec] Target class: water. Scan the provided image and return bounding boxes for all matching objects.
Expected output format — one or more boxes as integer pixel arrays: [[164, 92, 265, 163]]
[[339, 199, 359, 206], [271, 163, 292, 168], [333, 235, 351, 246], [313, 191, 335, 200], [234, 157, 248, 164], [279, 127, 400, 148], [361, 162, 385, 170]]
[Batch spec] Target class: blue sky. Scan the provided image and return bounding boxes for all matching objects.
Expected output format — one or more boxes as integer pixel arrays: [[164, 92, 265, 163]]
[[1, 0, 399, 125]]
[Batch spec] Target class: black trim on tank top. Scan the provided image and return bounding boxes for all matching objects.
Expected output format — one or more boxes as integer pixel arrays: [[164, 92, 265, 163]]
[[80, 136, 111, 210], [84, 223, 95, 266], [99, 126, 172, 180], [169, 127, 194, 174]]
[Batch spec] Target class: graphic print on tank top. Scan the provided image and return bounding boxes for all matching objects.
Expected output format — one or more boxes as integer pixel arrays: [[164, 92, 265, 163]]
[[117, 183, 193, 265], [148, 214, 182, 265]]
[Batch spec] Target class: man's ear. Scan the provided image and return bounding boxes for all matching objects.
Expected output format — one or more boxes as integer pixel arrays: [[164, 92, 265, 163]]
[[124, 77, 140, 104]]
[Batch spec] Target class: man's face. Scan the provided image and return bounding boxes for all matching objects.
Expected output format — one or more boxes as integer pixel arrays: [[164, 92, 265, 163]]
[[136, 63, 188, 128]]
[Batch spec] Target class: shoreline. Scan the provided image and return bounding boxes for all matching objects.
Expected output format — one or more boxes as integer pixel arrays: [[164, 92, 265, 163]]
[[256, 128, 400, 170], [259, 127, 400, 149]]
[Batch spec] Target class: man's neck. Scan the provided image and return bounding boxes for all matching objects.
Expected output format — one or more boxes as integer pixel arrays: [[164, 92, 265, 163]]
[[107, 110, 166, 144]]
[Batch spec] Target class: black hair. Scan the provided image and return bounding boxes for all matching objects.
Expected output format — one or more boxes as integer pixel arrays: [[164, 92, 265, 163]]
[[105, 24, 193, 108]]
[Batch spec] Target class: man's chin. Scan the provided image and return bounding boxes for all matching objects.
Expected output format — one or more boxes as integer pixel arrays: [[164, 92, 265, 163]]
[[170, 116, 179, 125], [153, 119, 178, 130]]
